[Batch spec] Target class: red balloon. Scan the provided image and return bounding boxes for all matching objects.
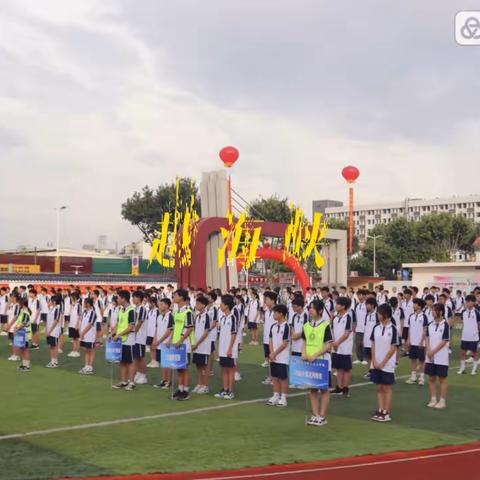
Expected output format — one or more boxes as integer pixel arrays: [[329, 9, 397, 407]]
[[342, 165, 360, 183], [219, 146, 239, 168]]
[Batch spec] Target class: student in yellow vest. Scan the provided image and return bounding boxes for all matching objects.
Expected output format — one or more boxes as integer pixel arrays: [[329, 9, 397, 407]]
[[169, 289, 194, 401], [14, 298, 32, 372], [301, 299, 333, 427], [112, 290, 136, 390]]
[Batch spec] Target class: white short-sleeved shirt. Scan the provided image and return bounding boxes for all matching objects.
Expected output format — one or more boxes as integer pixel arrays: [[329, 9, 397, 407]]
[[93, 298, 103, 325], [193, 311, 211, 355], [28, 298, 41, 325], [461, 308, 480, 342], [207, 305, 218, 343], [263, 308, 276, 345], [135, 305, 148, 345], [426, 320, 450, 366], [218, 312, 238, 358], [80, 309, 97, 343], [7, 303, 20, 332], [147, 307, 159, 338], [391, 307, 404, 328], [69, 302, 82, 329], [363, 311, 378, 348], [370, 322, 399, 373], [269, 321, 290, 365], [155, 311, 173, 344], [332, 313, 353, 355], [247, 299, 260, 323], [38, 294, 49, 314], [109, 306, 119, 330], [454, 296, 465, 313], [401, 299, 414, 320], [290, 311, 308, 353], [354, 302, 367, 333], [407, 312, 428, 347], [424, 306, 434, 324], [0, 294, 8, 315], [46, 305, 62, 338], [63, 296, 71, 316]]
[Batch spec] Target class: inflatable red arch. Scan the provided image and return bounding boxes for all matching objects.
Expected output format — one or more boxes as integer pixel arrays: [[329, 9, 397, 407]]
[[176, 217, 312, 293]]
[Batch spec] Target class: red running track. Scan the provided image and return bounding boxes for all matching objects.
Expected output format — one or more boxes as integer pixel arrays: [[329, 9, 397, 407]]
[[70, 442, 480, 480]]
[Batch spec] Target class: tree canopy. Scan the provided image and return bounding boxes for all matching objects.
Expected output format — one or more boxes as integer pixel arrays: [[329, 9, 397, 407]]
[[121, 177, 200, 244], [248, 195, 291, 223]]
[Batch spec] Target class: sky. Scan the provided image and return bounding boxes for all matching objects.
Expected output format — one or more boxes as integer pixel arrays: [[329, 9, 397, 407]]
[[1, 0, 479, 251]]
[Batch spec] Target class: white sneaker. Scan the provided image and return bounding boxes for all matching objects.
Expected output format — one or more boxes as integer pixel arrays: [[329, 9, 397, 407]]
[[261, 376, 272, 385], [135, 374, 148, 385], [192, 385, 201, 393], [434, 399, 446, 409], [234, 372, 242, 382], [266, 395, 280, 406], [147, 360, 159, 368], [0, 331, 8, 336], [466, 357, 473, 364], [67, 351, 80, 358], [45, 362, 59, 368], [197, 386, 209, 394], [361, 360, 368, 365], [261, 361, 269, 368], [58, 349, 63, 354], [472, 370, 478, 376], [427, 398, 437, 408], [353, 360, 361, 365], [418, 377, 425, 385], [405, 377, 417, 384], [7, 355, 20, 361], [134, 373, 141, 383], [457, 369, 466, 375], [277, 397, 288, 408], [145, 346, 151, 353]]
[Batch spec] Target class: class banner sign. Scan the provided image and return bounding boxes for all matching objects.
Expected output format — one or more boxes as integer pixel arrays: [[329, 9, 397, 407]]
[[160, 344, 187, 369], [289, 356, 329, 390], [105, 339, 123, 363], [13, 330, 26, 349]]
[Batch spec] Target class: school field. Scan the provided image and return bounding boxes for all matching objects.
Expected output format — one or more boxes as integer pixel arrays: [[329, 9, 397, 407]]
[[0, 330, 479, 480]]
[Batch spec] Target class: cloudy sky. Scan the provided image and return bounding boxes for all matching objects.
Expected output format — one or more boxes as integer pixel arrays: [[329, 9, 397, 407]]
[[1, 0, 479, 251]]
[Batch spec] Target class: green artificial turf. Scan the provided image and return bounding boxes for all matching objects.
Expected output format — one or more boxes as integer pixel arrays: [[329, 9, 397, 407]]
[[0, 328, 478, 480]]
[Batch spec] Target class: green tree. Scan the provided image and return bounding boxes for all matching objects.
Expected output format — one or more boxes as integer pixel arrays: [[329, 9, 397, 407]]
[[248, 195, 291, 223], [121, 177, 200, 244], [349, 255, 373, 276], [326, 218, 360, 253]]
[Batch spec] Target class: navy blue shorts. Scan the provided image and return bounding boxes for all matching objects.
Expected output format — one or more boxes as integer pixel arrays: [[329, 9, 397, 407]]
[[0, 314, 7, 324], [370, 369, 395, 385], [363, 347, 372, 361], [193, 352, 209, 367], [8, 332, 13, 340], [95, 323, 102, 332], [64, 315, 70, 323], [461, 341, 478, 353], [68, 327, 80, 339], [146, 336, 154, 346], [291, 351, 301, 357], [31, 324, 39, 333], [133, 343, 146, 359], [248, 322, 257, 330], [332, 353, 352, 371], [40, 313, 47, 323], [425, 363, 448, 378], [263, 344, 270, 358], [102, 317, 107, 324], [80, 341, 95, 349], [46, 336, 59, 347], [121, 344, 134, 364], [211, 341, 216, 354], [402, 327, 409, 341], [219, 356, 235, 368], [270, 362, 288, 379], [409, 345, 425, 361], [156, 349, 162, 363]]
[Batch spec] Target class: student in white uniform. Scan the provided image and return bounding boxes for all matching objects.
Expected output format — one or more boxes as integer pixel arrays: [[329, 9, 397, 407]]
[[67, 292, 82, 358], [192, 296, 211, 394], [14, 298, 32, 371], [152, 297, 174, 389], [0, 287, 8, 334], [453, 290, 465, 315], [6, 293, 21, 361], [370, 303, 399, 423], [133, 291, 148, 385], [28, 289, 41, 349], [146, 296, 160, 368], [79, 298, 97, 374], [45, 295, 63, 368], [108, 297, 120, 335], [424, 295, 435, 323], [266, 304, 290, 407], [353, 289, 368, 365], [290, 296, 308, 359], [405, 299, 428, 385], [331, 297, 354, 397], [362, 298, 378, 379], [206, 291, 219, 379], [38, 287, 49, 324], [425, 303, 450, 409], [261, 291, 278, 385], [247, 289, 261, 346], [457, 294, 480, 375], [214, 294, 238, 400]]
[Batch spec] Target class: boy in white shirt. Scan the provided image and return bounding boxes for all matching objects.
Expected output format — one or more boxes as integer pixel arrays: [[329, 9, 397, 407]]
[[67, 292, 82, 358], [331, 297, 353, 397], [192, 296, 211, 394], [425, 304, 450, 409], [79, 298, 97, 374], [28, 289, 41, 349], [370, 303, 399, 423], [152, 298, 174, 389], [45, 295, 63, 368], [266, 305, 290, 407], [261, 291, 278, 385], [132, 291, 148, 385], [353, 289, 368, 365], [405, 299, 428, 385], [457, 294, 480, 375], [362, 298, 378, 379]]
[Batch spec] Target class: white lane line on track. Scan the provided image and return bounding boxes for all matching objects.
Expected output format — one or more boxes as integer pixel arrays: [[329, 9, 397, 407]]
[[196, 446, 480, 480], [0, 375, 395, 441]]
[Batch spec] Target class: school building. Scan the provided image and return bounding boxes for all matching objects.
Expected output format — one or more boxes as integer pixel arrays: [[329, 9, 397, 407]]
[[313, 194, 480, 243]]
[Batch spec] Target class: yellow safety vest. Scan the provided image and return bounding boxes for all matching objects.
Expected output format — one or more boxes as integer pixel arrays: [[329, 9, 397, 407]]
[[303, 320, 329, 357], [172, 308, 195, 344], [16, 310, 32, 340], [117, 306, 134, 342]]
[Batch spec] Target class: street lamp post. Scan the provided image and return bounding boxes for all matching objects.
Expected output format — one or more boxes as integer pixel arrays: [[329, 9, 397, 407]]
[[367, 234, 383, 277], [54, 206, 68, 274]]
